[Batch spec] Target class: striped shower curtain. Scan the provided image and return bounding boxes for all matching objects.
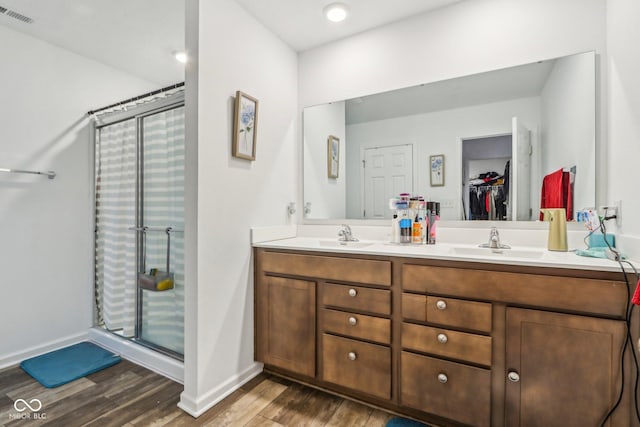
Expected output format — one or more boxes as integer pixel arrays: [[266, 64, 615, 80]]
[[95, 118, 137, 337], [95, 105, 184, 354]]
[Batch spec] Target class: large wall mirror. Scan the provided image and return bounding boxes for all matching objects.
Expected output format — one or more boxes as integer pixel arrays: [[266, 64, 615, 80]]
[[303, 51, 595, 221]]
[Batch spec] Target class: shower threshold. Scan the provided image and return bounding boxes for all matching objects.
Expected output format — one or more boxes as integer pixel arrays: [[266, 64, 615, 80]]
[[132, 338, 183, 362]]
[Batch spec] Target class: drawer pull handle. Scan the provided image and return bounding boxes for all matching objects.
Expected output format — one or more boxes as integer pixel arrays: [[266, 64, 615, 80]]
[[348, 316, 357, 326], [348, 288, 357, 297], [437, 373, 448, 384], [348, 352, 357, 361], [436, 300, 447, 310], [437, 333, 448, 344], [508, 371, 520, 382]]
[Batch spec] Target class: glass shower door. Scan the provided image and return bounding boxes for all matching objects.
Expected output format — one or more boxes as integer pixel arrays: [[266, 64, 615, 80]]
[[94, 100, 185, 360], [137, 106, 185, 356]]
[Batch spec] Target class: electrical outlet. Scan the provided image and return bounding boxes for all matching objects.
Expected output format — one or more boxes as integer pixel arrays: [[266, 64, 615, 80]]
[[615, 200, 622, 227], [600, 202, 621, 227], [440, 198, 455, 209]]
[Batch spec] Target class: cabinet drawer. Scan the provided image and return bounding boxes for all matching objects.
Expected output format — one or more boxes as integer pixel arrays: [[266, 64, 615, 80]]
[[402, 293, 492, 333], [323, 283, 391, 315], [262, 251, 391, 286], [322, 308, 390, 345], [401, 351, 490, 427], [403, 264, 626, 317], [322, 334, 391, 400], [402, 323, 492, 366]]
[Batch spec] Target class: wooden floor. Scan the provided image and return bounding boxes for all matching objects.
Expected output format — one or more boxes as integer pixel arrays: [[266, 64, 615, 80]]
[[0, 359, 394, 427]]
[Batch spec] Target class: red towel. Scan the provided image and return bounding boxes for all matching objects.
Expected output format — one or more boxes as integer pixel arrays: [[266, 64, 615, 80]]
[[540, 168, 573, 221], [632, 278, 640, 306]]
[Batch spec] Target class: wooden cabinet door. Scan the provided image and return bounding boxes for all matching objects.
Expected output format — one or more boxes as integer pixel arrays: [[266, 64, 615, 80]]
[[505, 308, 627, 427], [256, 275, 316, 378]]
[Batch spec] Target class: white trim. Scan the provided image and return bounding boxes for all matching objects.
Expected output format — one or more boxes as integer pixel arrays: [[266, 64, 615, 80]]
[[88, 327, 184, 383], [298, 219, 589, 230], [178, 362, 264, 417], [0, 331, 88, 370]]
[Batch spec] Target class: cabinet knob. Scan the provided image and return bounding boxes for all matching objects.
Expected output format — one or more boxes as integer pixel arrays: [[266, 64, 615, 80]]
[[436, 300, 447, 310], [348, 288, 357, 297], [437, 373, 448, 384], [348, 352, 357, 361], [348, 316, 357, 326], [437, 333, 448, 344], [508, 371, 520, 382]]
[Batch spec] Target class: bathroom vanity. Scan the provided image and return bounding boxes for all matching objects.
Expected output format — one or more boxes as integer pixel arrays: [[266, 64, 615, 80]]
[[253, 239, 634, 427]]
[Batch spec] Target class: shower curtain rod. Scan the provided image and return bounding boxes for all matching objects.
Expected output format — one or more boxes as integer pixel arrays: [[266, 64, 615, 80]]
[[87, 82, 185, 116], [0, 168, 56, 179]]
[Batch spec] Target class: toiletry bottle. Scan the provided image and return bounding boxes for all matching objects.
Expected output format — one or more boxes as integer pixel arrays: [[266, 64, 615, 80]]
[[391, 213, 400, 243], [400, 217, 412, 243], [426, 202, 440, 244], [412, 215, 423, 243]]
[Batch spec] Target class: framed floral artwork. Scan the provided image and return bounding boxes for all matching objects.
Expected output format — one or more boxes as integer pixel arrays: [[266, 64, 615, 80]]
[[430, 154, 445, 186], [232, 91, 258, 160], [327, 135, 339, 178]]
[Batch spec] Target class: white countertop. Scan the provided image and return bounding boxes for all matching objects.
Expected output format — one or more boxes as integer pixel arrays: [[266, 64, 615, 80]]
[[253, 236, 631, 273]]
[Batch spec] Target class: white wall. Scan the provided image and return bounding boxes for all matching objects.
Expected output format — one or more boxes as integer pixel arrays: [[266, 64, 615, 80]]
[[541, 52, 596, 216], [0, 25, 157, 367], [607, 0, 640, 258], [345, 97, 540, 220], [180, 0, 298, 415], [303, 102, 346, 219], [299, 0, 607, 212]]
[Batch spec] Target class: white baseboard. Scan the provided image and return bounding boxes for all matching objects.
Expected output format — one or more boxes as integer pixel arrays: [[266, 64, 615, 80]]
[[178, 362, 264, 417], [88, 327, 184, 384], [0, 331, 89, 370]]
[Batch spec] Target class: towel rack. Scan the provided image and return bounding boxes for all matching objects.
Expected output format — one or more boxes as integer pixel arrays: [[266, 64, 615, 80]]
[[128, 226, 184, 233], [0, 168, 56, 179]]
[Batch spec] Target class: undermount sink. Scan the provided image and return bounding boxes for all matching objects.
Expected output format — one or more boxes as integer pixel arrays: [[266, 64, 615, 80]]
[[318, 240, 376, 249], [450, 246, 545, 259]]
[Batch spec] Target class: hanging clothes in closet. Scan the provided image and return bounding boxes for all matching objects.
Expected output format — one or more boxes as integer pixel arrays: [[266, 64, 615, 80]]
[[539, 168, 573, 221], [469, 184, 506, 221], [468, 164, 508, 221]]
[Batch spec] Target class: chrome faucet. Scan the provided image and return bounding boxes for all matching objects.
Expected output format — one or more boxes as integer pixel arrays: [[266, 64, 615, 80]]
[[479, 227, 510, 249], [338, 224, 358, 242]]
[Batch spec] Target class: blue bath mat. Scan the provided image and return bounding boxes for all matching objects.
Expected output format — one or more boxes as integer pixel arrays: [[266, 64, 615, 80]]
[[20, 342, 121, 388], [386, 417, 431, 427]]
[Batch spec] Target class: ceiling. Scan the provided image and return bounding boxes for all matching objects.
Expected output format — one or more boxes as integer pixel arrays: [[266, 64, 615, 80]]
[[345, 59, 555, 124], [233, 0, 464, 51], [0, 0, 462, 86], [0, 0, 185, 85]]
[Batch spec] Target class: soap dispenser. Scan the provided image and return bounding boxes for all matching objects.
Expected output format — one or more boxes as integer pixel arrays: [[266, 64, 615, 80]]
[[540, 208, 568, 251]]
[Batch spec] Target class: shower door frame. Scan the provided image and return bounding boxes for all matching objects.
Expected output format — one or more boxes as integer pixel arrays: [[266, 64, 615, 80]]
[[92, 92, 185, 361]]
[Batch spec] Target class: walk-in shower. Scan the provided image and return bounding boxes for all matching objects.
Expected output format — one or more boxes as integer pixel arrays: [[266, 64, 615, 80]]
[[93, 88, 184, 360]]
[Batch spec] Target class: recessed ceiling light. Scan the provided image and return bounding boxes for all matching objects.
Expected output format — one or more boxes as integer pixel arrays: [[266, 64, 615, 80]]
[[174, 51, 187, 64], [324, 3, 349, 23]]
